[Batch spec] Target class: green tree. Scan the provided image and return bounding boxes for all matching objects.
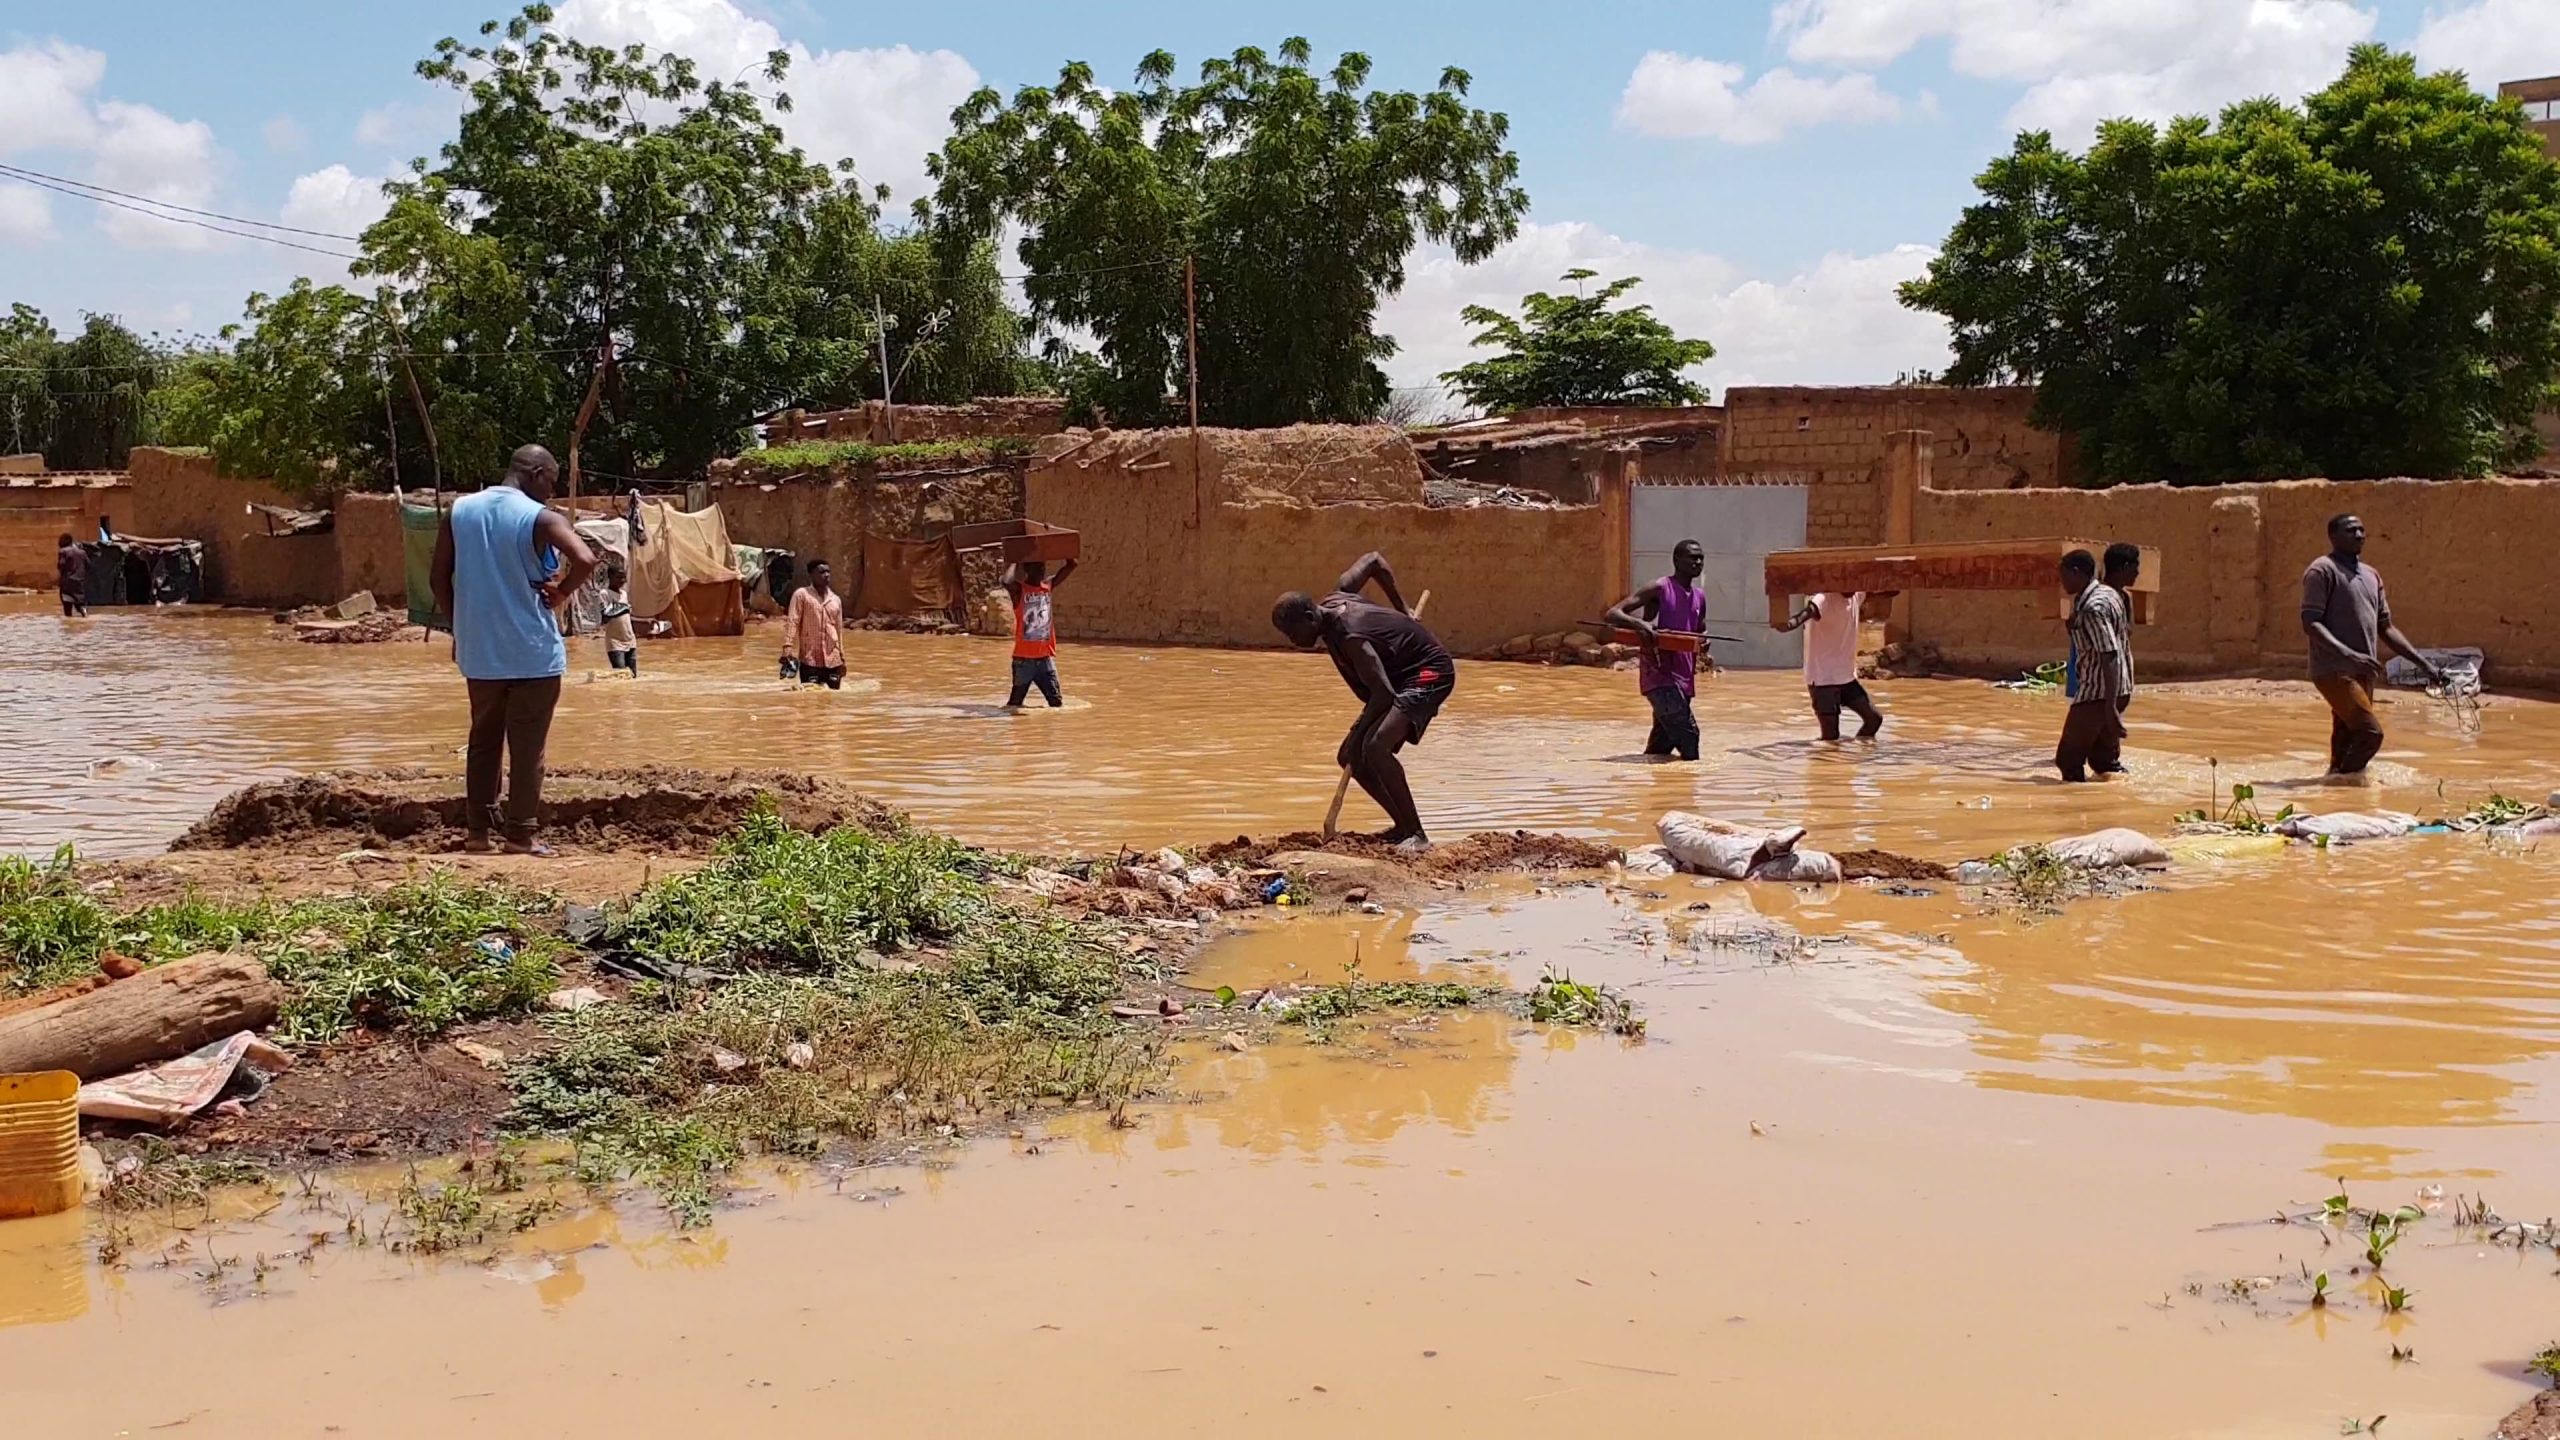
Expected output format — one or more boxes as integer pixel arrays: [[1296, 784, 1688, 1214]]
[[156, 281, 393, 496], [0, 306, 190, 470], [1902, 45, 2560, 484], [1440, 269, 1713, 412], [334, 5, 1037, 487], [926, 38, 1528, 427]]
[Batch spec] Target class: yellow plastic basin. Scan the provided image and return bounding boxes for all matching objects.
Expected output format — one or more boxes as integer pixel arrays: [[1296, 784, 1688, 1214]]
[[0, 1071, 83, 1222]]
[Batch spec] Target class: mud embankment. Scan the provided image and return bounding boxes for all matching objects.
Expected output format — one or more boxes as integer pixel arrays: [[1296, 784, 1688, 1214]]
[[174, 767, 900, 854]]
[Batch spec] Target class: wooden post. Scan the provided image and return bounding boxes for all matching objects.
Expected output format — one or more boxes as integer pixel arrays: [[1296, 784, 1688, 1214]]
[[876, 293, 896, 442], [1185, 255, 1202, 528], [1882, 429, 1931, 645]]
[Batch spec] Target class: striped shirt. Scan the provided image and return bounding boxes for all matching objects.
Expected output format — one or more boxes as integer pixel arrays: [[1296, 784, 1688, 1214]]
[[2069, 582, 2131, 704]]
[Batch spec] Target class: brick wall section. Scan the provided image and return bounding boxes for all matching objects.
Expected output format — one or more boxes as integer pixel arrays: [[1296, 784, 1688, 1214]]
[[1910, 475, 2560, 689], [124, 448, 333, 605], [766, 397, 1069, 445], [1026, 432, 1621, 655], [0, 478, 125, 588], [1723, 386, 2066, 493]]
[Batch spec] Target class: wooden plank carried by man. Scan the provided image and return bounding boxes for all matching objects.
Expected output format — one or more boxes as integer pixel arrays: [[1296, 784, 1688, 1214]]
[[1762, 539, 2161, 626]]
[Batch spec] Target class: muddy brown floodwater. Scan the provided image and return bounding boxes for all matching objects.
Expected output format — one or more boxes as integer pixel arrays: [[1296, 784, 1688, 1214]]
[[9, 600, 2560, 1436]]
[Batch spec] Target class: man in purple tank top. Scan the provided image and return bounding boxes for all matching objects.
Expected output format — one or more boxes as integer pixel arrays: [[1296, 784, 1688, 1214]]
[[1606, 538, 1707, 761]]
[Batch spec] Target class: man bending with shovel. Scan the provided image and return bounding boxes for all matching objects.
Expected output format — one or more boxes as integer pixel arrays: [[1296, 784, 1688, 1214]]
[[1272, 552, 1454, 852]]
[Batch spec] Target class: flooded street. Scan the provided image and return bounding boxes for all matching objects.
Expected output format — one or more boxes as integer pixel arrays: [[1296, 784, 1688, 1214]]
[[9, 603, 2560, 1435]]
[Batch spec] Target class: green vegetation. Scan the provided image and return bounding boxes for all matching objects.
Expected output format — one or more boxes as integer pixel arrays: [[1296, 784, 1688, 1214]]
[[2457, 793, 2544, 828], [2531, 1343, 2560, 1387], [1440, 270, 1712, 413], [263, 877, 560, 1044], [505, 812, 1153, 1222], [1986, 844, 2087, 913], [741, 435, 1034, 475], [1, 848, 556, 1041], [1, 846, 277, 995], [925, 37, 1527, 427], [92, 1138, 272, 1215], [0, 305, 208, 470], [2175, 778, 2298, 835], [1528, 968, 1647, 1038], [608, 813, 989, 973], [1903, 45, 2560, 483]]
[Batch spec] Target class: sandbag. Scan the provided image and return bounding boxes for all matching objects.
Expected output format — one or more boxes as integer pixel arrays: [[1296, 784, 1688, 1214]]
[[2167, 833, 2290, 863], [2491, 816, 2560, 843], [1659, 811, 1804, 880], [1619, 844, 1678, 878], [1748, 848, 1842, 884], [2042, 828, 2171, 870], [2275, 810, 2419, 844]]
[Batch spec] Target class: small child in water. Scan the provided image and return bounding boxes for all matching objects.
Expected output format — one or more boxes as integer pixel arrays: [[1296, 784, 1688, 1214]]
[[600, 560, 638, 676], [1004, 557, 1077, 708]]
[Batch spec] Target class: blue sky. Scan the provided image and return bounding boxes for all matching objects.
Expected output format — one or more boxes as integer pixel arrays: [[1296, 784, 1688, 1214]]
[[5, 0, 2555, 404]]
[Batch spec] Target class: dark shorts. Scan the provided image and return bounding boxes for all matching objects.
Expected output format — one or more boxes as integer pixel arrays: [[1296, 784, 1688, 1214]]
[[1808, 680, 1872, 718], [799, 665, 845, 689], [1388, 664, 1456, 743]]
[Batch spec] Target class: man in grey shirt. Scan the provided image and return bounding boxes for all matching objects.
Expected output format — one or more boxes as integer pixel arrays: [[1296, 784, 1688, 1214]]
[[2302, 514, 2446, 777]]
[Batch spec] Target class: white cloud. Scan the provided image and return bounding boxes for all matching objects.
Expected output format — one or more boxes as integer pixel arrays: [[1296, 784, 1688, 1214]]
[[1379, 220, 1949, 404], [2413, 0, 2560, 91], [278, 165, 391, 283], [355, 88, 468, 151], [261, 115, 308, 154], [554, 0, 979, 204], [0, 40, 106, 154], [1774, 0, 2376, 143], [87, 101, 224, 251], [1618, 52, 1906, 143], [0, 183, 54, 243]]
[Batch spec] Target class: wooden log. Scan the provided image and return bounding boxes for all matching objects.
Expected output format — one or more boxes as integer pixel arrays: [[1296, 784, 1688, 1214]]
[[0, 953, 282, 1082]]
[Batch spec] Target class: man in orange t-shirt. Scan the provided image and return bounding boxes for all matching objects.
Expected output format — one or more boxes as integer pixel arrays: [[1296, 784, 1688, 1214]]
[[1004, 556, 1078, 708]]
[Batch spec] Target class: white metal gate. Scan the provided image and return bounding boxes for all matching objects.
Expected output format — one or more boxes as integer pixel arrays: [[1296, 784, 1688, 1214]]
[[1628, 484, 1808, 669]]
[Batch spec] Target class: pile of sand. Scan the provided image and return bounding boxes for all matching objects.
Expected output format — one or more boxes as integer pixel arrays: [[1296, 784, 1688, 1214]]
[[174, 767, 899, 854]]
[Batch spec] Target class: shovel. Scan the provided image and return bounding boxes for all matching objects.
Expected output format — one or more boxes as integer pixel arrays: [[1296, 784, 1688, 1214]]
[[1323, 589, 1428, 837]]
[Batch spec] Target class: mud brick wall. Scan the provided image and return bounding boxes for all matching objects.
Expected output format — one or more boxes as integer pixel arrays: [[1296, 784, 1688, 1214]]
[[1911, 475, 2560, 689], [334, 493, 408, 605], [1026, 427, 1619, 655], [0, 478, 125, 588], [1724, 386, 2066, 497], [125, 448, 333, 605], [765, 397, 1070, 445]]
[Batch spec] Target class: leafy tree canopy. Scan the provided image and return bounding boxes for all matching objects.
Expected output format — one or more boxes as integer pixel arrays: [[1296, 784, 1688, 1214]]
[[1901, 44, 2560, 484], [925, 38, 1528, 427], [168, 5, 1036, 496], [1440, 270, 1713, 412]]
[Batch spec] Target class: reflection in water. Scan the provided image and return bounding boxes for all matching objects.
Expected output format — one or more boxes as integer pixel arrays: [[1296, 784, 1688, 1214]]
[[0, 1210, 86, 1330]]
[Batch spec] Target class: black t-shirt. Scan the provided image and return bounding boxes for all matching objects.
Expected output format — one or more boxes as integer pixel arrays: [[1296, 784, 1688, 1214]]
[[58, 543, 87, 589], [1319, 593, 1452, 698]]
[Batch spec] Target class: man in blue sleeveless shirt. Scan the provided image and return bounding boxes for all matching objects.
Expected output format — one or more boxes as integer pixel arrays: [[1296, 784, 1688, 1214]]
[[430, 444, 597, 854]]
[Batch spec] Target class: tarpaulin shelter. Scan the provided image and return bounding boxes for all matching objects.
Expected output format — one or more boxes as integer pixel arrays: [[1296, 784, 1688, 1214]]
[[625, 500, 743, 636], [854, 534, 966, 620], [78, 539, 202, 606], [399, 502, 446, 629]]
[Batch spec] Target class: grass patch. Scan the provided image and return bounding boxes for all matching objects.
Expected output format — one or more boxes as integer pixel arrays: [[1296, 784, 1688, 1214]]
[[742, 435, 1032, 474], [261, 875, 561, 1044], [511, 956, 1156, 1224], [608, 813, 987, 973], [2532, 1342, 2560, 1387], [1, 846, 279, 994], [93, 1137, 273, 1215], [512, 821, 1155, 1223], [1, 849, 557, 1042]]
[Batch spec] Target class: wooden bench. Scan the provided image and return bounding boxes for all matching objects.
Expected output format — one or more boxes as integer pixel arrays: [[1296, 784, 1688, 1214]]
[[1763, 539, 2159, 626]]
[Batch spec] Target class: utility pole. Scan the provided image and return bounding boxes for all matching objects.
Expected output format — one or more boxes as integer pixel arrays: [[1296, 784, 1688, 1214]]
[[1185, 255, 1202, 526]]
